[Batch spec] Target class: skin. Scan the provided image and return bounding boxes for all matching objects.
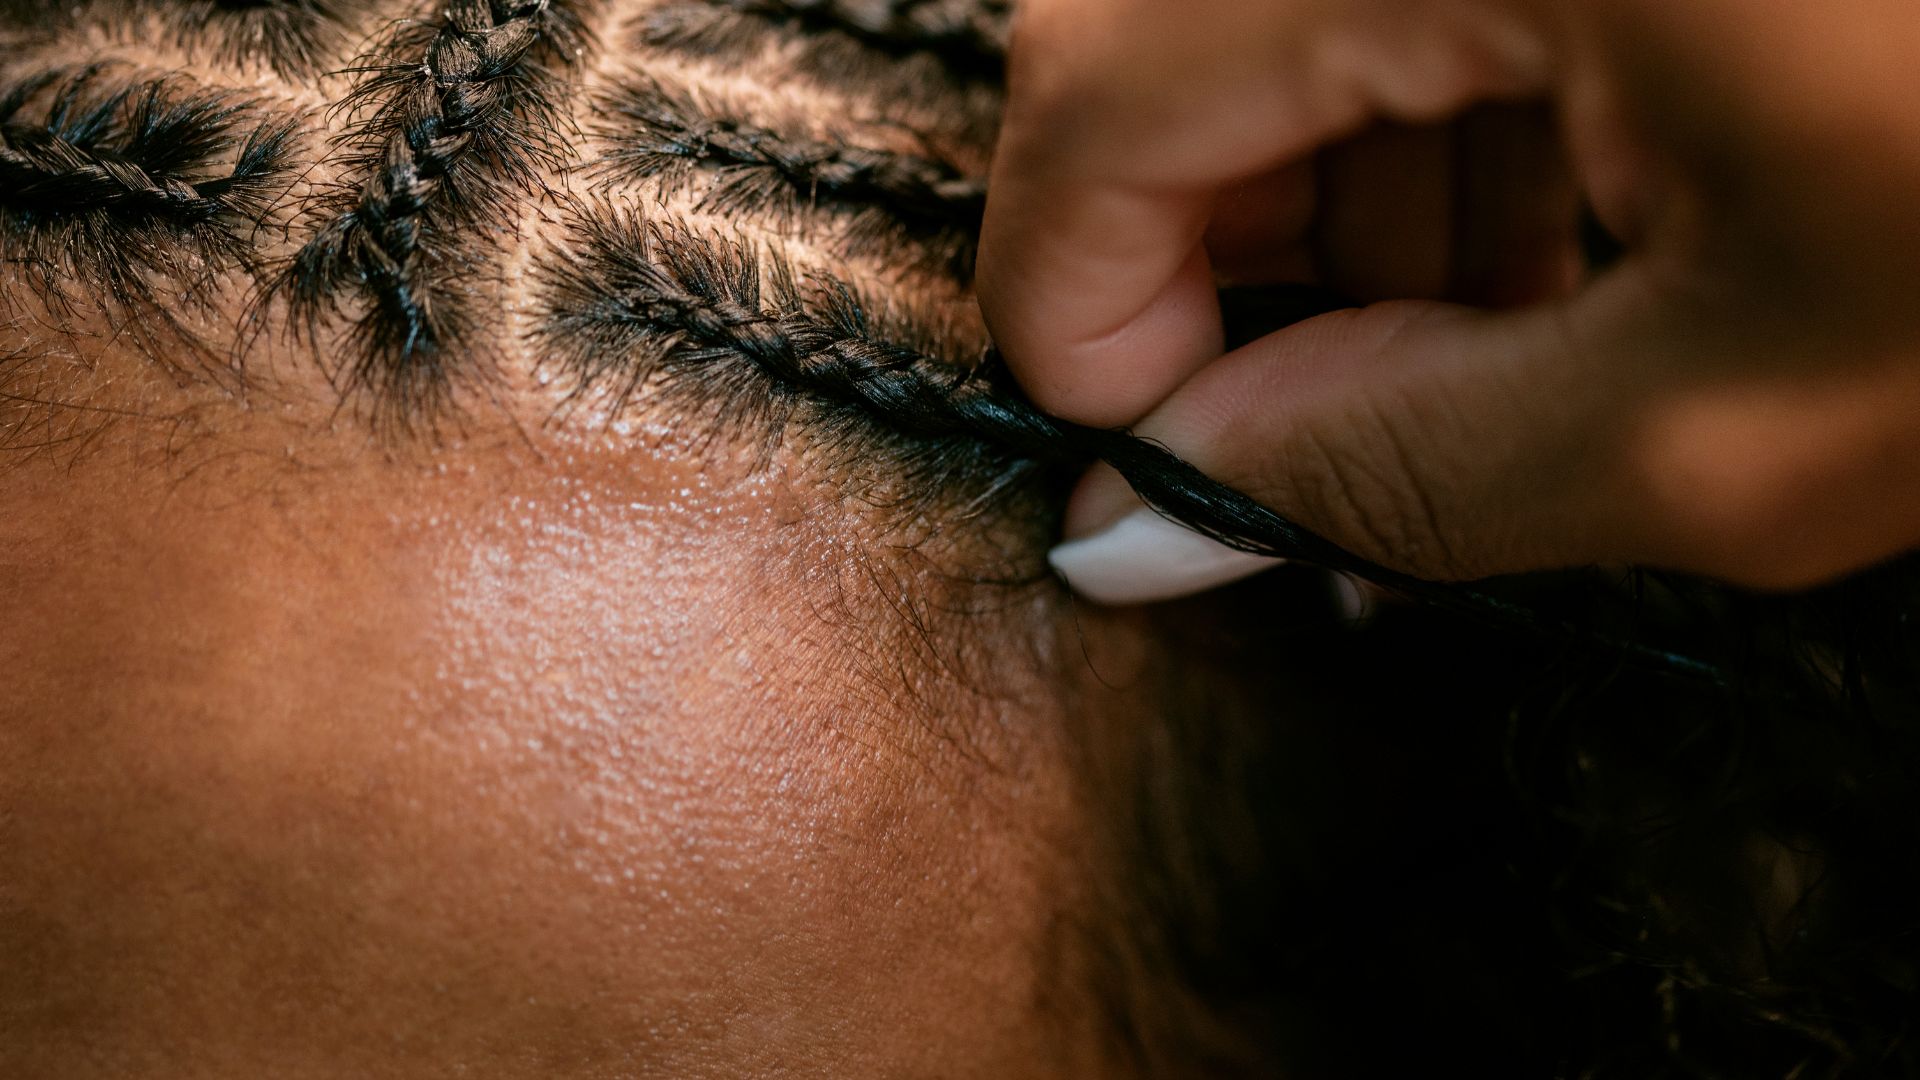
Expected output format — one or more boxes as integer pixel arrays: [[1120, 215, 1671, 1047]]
[[0, 323, 1138, 1077], [0, 6, 1194, 1069], [978, 0, 1920, 589]]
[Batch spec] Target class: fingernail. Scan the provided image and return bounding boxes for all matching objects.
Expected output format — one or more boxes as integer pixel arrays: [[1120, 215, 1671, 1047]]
[[1330, 572, 1370, 622], [1048, 509, 1286, 606]]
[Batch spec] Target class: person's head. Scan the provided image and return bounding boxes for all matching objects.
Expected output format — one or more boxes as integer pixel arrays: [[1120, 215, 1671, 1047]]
[[0, 3, 1317, 1074], [6, 3, 1920, 1078]]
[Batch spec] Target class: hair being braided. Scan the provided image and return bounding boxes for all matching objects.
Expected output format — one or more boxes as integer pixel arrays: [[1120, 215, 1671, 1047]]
[[8, 3, 1920, 1075], [534, 208, 1738, 679]]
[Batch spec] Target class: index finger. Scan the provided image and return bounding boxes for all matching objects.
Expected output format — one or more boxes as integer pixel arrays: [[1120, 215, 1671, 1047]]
[[976, 0, 1553, 427]]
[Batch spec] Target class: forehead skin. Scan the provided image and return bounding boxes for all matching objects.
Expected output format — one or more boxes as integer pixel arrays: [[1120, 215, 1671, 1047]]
[[0, 1, 1153, 1071], [0, 346, 1126, 1076]]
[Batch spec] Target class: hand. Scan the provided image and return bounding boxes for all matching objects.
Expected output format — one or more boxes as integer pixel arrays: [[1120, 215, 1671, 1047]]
[[978, 0, 1920, 601]]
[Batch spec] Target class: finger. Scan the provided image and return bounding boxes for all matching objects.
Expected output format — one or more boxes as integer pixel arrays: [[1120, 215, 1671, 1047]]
[[1042, 0, 1920, 602], [979, 0, 1555, 427], [1052, 263, 1920, 597], [1054, 296, 1617, 590], [977, 178, 1223, 429]]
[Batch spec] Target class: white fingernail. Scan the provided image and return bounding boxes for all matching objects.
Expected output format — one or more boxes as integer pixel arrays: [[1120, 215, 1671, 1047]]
[[1330, 571, 1371, 623], [1047, 509, 1286, 606]]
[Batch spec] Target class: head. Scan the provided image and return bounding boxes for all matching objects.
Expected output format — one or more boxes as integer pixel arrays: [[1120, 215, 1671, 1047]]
[[5, 3, 1920, 1079], [0, 2, 1295, 1074]]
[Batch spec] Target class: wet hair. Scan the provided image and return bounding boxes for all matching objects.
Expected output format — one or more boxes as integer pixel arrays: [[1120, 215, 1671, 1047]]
[[3, 1, 1920, 1077]]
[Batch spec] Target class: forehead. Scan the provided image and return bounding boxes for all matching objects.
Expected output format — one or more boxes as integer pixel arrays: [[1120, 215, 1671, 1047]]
[[0, 1, 1123, 1074], [0, 409, 1090, 1073]]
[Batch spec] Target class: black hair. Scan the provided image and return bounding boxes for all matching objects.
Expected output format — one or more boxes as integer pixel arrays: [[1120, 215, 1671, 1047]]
[[530, 203, 1733, 681], [274, 0, 589, 419], [639, 0, 1009, 76], [0, 66, 298, 360], [589, 75, 985, 272]]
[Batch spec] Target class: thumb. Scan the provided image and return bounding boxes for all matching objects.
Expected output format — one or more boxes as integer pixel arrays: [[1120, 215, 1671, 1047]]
[[1052, 265, 1920, 604], [1050, 279, 1656, 600]]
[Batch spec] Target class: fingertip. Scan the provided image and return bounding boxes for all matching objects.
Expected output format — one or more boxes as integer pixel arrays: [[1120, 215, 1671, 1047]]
[[1060, 462, 1135, 539], [980, 221, 1225, 428]]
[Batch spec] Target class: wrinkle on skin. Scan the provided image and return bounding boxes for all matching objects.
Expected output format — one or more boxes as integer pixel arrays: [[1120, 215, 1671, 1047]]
[[0, 387, 1108, 1078]]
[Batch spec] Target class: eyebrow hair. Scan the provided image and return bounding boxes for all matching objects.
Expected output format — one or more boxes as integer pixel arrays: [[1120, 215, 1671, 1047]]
[[273, 0, 590, 421], [591, 76, 985, 272]]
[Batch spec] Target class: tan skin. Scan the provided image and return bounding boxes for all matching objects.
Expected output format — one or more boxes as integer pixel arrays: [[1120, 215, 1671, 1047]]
[[979, 0, 1920, 589], [50, 0, 1912, 1068], [0, 3, 1225, 1068], [0, 329, 1153, 1077]]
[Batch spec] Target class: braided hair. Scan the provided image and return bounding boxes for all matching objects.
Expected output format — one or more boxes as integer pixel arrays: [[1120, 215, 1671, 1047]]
[[664, 0, 1010, 65], [0, 66, 297, 354], [591, 76, 985, 273], [278, 0, 587, 415], [4, 2, 1920, 1077]]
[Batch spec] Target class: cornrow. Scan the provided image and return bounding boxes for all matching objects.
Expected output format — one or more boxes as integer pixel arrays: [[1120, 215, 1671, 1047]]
[[0, 0, 361, 80], [593, 77, 983, 272], [643, 0, 1007, 73], [276, 0, 587, 418], [534, 208, 1727, 681], [1, 79, 283, 222], [169, 0, 362, 79], [635, 0, 1007, 140], [0, 68, 297, 333]]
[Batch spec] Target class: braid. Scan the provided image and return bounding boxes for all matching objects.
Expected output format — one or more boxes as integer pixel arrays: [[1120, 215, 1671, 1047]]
[[0, 0, 362, 78], [664, 0, 1008, 68], [634, 0, 1007, 142], [0, 77, 290, 225], [594, 77, 983, 269], [0, 68, 297, 336], [168, 0, 361, 78], [534, 209, 1730, 681], [278, 0, 586, 418]]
